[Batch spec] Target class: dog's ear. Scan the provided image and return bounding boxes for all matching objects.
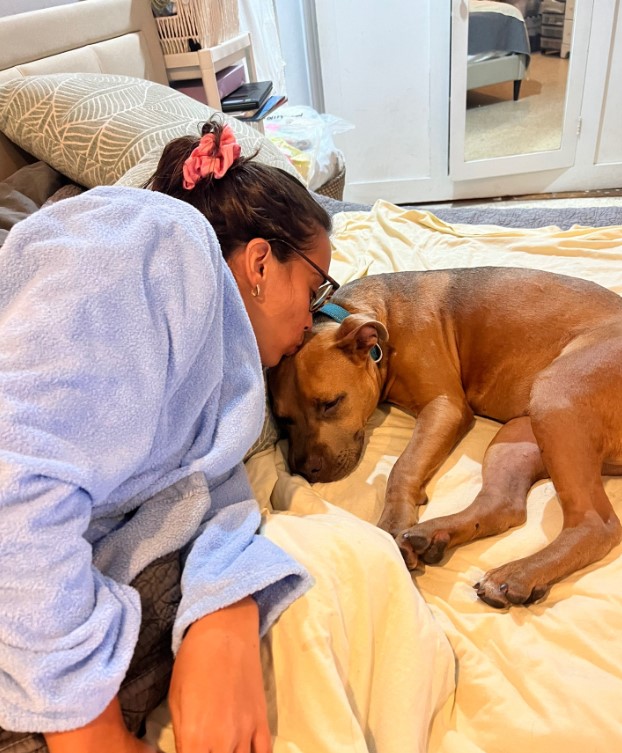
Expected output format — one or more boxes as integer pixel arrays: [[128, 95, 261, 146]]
[[334, 314, 388, 362]]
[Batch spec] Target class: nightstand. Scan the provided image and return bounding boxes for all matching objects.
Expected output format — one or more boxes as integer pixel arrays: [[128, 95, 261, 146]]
[[163, 31, 258, 111]]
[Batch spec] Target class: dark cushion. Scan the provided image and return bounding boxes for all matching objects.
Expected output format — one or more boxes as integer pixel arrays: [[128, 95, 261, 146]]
[[0, 161, 66, 247]]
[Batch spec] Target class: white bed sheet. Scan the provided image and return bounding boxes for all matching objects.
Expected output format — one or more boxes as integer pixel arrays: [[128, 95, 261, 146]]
[[470, 0, 525, 22]]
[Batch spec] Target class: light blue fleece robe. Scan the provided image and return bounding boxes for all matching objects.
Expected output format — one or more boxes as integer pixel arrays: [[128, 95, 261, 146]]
[[0, 186, 312, 733]]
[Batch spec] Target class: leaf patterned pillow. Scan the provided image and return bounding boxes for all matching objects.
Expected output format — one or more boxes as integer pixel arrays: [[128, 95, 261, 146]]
[[0, 72, 297, 188]]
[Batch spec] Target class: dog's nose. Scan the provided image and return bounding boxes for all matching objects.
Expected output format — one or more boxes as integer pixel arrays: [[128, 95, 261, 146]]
[[302, 453, 323, 482]]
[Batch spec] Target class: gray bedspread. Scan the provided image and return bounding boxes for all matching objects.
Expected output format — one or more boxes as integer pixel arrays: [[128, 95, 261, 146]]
[[468, 8, 531, 58], [313, 194, 622, 231]]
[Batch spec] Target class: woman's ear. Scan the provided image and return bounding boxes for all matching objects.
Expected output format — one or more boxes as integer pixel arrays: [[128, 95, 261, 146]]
[[228, 238, 273, 294], [244, 238, 273, 289]]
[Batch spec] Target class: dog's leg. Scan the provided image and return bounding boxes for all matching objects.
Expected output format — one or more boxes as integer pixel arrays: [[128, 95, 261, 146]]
[[399, 417, 548, 568], [378, 395, 474, 565], [476, 339, 622, 608]]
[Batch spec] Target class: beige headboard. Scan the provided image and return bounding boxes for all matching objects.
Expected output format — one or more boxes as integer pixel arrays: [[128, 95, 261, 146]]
[[0, 0, 168, 180]]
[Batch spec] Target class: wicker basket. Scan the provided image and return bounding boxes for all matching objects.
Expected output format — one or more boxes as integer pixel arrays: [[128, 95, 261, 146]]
[[154, 1, 239, 55], [315, 164, 346, 201]]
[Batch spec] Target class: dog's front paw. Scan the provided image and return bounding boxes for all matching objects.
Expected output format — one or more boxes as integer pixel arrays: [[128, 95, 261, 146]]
[[378, 490, 427, 538], [377, 507, 417, 539], [474, 566, 550, 608]]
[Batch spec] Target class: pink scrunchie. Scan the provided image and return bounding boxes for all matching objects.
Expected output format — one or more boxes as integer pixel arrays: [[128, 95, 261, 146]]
[[182, 125, 242, 190]]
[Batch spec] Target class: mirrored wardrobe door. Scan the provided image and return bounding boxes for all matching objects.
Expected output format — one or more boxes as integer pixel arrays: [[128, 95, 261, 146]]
[[449, 0, 594, 181]]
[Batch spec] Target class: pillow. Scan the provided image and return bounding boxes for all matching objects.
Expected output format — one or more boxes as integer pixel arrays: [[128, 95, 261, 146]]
[[0, 73, 298, 188], [114, 145, 173, 189]]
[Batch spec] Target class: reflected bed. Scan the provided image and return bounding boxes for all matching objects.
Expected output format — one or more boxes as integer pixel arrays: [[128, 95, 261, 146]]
[[467, 0, 531, 100]]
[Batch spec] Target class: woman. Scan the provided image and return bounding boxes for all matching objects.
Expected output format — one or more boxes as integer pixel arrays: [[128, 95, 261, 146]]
[[0, 120, 454, 753]]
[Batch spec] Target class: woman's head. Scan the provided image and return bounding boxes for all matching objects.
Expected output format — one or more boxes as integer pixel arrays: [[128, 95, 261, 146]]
[[145, 118, 334, 366]]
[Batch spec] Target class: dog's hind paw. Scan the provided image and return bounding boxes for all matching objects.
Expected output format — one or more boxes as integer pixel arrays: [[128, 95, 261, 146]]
[[474, 570, 550, 608], [473, 581, 511, 609]]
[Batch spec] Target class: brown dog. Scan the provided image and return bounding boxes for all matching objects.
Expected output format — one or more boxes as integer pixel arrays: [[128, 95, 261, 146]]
[[268, 267, 622, 607]]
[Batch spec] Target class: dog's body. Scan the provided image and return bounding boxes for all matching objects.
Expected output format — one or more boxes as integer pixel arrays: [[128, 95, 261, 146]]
[[268, 267, 622, 607]]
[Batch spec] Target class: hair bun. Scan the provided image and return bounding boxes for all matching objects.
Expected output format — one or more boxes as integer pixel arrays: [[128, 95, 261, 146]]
[[201, 117, 225, 140]]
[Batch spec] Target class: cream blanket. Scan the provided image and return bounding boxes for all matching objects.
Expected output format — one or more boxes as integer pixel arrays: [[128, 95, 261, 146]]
[[150, 201, 622, 752]]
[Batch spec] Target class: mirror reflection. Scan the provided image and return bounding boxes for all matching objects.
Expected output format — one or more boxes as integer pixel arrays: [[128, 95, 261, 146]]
[[464, 0, 573, 162]]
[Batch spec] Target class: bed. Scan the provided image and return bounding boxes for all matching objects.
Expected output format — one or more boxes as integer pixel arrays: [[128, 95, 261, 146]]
[[1, 2, 622, 752], [467, 0, 531, 101]]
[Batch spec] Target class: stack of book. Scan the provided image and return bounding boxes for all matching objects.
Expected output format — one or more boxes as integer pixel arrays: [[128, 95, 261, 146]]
[[220, 80, 287, 122]]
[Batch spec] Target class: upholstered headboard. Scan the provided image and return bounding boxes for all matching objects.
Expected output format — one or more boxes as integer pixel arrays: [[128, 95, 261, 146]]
[[0, 0, 168, 180]]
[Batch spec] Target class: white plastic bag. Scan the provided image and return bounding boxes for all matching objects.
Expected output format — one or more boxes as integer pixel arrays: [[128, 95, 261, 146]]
[[265, 106, 354, 190]]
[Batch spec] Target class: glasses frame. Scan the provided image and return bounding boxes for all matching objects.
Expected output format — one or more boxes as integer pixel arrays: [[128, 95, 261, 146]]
[[266, 238, 340, 312]]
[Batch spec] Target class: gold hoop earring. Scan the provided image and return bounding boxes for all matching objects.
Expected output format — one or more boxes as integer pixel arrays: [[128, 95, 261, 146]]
[[251, 284, 261, 298]]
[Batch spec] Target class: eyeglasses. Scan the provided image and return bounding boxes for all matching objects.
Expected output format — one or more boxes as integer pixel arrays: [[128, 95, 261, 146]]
[[267, 238, 340, 312]]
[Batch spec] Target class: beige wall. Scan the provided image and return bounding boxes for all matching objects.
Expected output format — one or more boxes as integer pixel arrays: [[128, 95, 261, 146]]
[[0, 0, 79, 19]]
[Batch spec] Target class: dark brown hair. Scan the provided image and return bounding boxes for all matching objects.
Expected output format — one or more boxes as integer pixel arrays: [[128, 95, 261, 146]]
[[144, 117, 331, 261]]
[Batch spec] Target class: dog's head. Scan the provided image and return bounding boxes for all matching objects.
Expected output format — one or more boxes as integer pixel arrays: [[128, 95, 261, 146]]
[[268, 313, 388, 482]]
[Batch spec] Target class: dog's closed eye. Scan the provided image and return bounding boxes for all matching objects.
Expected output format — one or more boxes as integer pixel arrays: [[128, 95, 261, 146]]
[[319, 394, 345, 416]]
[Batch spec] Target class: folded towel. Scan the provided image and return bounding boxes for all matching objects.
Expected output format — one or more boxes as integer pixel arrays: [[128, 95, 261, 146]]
[[0, 186, 311, 732]]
